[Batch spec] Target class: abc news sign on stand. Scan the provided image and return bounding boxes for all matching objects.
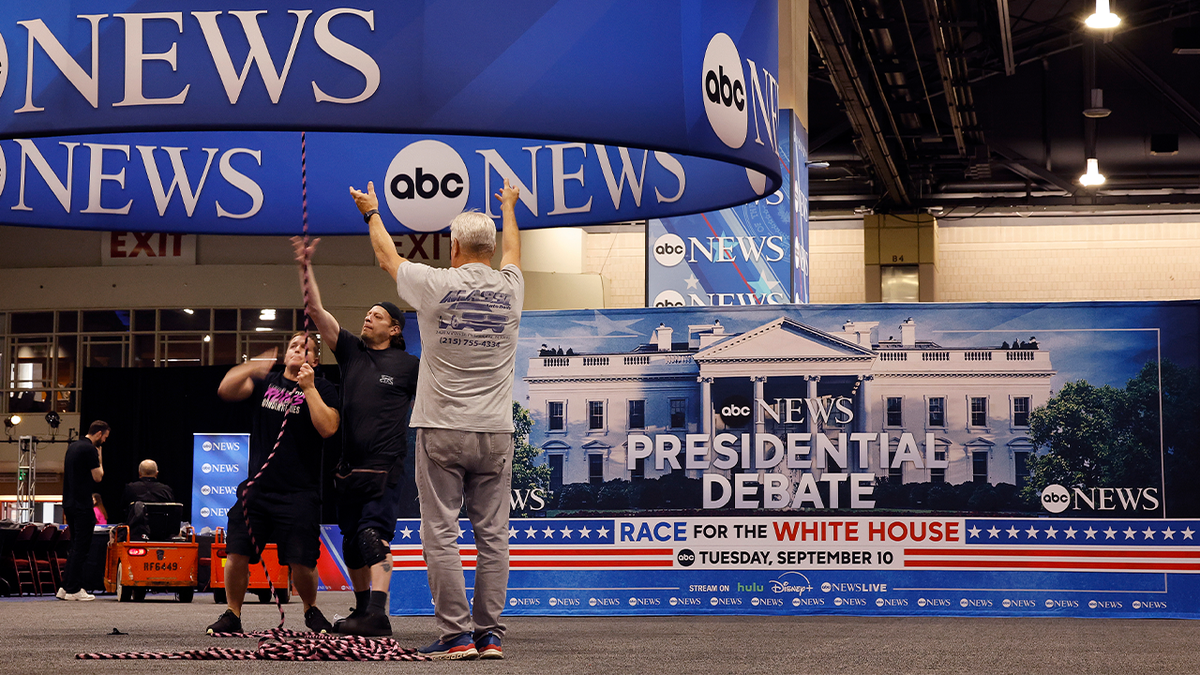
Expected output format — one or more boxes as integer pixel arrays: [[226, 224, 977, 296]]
[[191, 433, 248, 532], [0, 1, 781, 234]]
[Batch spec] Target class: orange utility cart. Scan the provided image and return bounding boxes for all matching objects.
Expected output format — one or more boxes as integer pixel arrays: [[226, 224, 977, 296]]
[[209, 528, 291, 604], [104, 522, 199, 603]]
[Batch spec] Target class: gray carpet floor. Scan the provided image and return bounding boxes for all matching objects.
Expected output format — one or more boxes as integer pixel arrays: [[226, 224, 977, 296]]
[[2, 591, 1198, 674]]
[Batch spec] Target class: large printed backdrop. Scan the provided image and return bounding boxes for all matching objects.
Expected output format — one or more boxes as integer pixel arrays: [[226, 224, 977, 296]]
[[374, 301, 1200, 617]]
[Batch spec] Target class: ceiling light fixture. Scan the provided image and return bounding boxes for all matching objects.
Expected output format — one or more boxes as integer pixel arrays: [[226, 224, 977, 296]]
[[1083, 88, 1110, 118], [1085, 0, 1120, 29], [1079, 158, 1106, 186]]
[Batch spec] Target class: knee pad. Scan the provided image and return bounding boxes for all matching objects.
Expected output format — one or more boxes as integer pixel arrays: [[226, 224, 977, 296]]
[[355, 527, 390, 568]]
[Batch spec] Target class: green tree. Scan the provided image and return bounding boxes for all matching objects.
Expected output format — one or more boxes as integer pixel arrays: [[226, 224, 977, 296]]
[[1022, 380, 1131, 503], [511, 401, 552, 517], [1022, 360, 1200, 515]]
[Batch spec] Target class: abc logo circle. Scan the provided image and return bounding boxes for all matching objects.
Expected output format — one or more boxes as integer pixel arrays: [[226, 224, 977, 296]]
[[1089, 600, 1098, 609], [718, 395, 752, 428], [676, 549, 696, 567], [669, 597, 678, 606], [959, 598, 969, 608], [202, 441, 213, 452], [821, 582, 832, 593], [653, 233, 686, 267], [1132, 601, 1141, 609], [1041, 484, 1071, 513], [792, 598, 801, 607], [834, 597, 844, 607], [199, 507, 211, 518], [654, 290, 686, 308], [1044, 599, 1055, 608], [200, 485, 211, 496], [701, 33, 746, 149], [1002, 599, 1012, 608], [875, 598, 885, 607], [709, 597, 719, 606], [384, 140, 470, 233], [201, 463, 213, 474], [549, 598, 558, 607], [628, 597, 638, 607], [917, 598, 927, 607], [509, 598, 518, 606], [588, 598, 597, 607], [751, 598, 760, 607]]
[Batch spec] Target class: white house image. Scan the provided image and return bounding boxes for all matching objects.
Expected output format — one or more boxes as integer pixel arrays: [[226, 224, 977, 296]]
[[524, 316, 1055, 503]]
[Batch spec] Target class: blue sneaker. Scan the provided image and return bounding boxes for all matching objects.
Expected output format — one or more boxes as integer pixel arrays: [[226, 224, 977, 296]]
[[419, 633, 478, 660], [475, 631, 503, 660]]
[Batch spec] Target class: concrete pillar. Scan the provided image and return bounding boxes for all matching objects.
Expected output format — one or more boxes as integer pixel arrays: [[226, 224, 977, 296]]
[[863, 213, 939, 302]]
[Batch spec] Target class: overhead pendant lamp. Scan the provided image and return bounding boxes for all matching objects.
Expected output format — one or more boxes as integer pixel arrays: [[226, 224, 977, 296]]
[[1079, 158, 1106, 186], [1085, 0, 1121, 29]]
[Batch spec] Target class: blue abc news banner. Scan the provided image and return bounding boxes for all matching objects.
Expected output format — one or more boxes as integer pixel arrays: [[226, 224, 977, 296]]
[[191, 433, 248, 532], [0, 1, 782, 234], [648, 111, 806, 307], [380, 300, 1200, 618]]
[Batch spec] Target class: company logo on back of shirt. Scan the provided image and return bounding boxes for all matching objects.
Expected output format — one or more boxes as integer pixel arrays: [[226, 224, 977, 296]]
[[436, 289, 512, 334], [380, 374, 395, 385]]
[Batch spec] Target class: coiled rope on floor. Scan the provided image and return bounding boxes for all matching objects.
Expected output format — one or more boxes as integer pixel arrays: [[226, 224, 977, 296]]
[[76, 629, 428, 661]]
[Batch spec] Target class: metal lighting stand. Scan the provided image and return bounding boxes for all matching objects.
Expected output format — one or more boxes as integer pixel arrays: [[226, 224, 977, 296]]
[[15, 435, 35, 523]]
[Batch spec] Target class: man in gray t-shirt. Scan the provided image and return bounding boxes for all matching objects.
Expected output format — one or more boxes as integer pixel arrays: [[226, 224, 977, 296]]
[[349, 178, 522, 661]]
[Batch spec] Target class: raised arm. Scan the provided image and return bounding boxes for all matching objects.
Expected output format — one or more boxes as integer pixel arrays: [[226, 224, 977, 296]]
[[297, 363, 340, 438], [498, 179, 521, 270], [350, 181, 407, 280], [217, 348, 277, 402], [291, 237, 342, 352]]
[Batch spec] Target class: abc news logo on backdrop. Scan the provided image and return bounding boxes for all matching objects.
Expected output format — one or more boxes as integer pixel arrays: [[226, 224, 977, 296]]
[[702, 33, 746, 150], [198, 485, 237, 497], [718, 395, 752, 427], [385, 140, 470, 233], [651, 232, 687, 308]]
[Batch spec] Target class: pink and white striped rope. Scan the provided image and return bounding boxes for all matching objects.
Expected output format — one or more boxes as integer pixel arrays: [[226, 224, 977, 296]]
[[77, 630, 428, 661]]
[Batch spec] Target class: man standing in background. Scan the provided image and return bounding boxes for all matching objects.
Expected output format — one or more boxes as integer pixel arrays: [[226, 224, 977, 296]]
[[58, 420, 110, 601]]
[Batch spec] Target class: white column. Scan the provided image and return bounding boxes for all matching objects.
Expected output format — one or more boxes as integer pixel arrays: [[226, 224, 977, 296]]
[[699, 376, 714, 438]]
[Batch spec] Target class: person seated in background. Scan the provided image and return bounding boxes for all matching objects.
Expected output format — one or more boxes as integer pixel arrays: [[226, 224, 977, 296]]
[[91, 493, 108, 526], [122, 460, 176, 515]]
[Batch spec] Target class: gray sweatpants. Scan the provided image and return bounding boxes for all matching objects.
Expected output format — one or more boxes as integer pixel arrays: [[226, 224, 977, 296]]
[[414, 427, 513, 640]]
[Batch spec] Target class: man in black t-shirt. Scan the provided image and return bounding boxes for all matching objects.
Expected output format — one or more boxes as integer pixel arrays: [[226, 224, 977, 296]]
[[206, 332, 341, 636], [59, 420, 110, 601], [294, 236, 420, 638]]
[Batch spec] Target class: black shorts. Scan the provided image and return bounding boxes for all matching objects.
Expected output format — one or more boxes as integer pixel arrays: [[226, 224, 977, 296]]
[[337, 472, 403, 544], [226, 485, 321, 569]]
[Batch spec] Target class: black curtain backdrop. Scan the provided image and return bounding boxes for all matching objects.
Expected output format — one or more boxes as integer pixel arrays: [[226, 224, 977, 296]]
[[78, 364, 426, 526]]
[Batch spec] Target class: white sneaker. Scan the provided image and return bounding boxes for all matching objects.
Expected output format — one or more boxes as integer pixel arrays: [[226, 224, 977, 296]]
[[65, 589, 95, 601], [56, 587, 67, 600]]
